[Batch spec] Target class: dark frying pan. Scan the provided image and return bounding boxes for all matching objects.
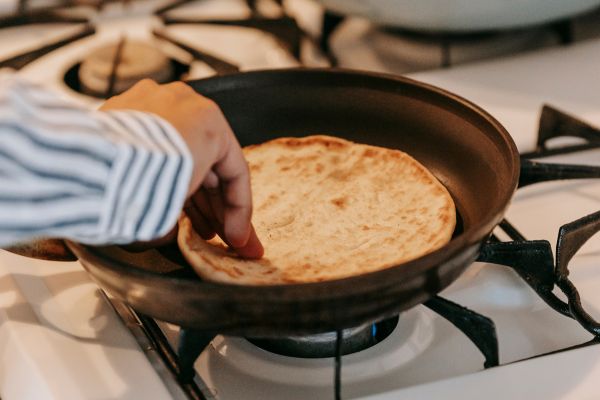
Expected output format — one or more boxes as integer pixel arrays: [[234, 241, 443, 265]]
[[7, 68, 520, 336]]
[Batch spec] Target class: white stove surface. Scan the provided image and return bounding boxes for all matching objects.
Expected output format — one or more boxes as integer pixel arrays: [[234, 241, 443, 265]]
[[0, 253, 175, 400], [1, 1, 600, 400]]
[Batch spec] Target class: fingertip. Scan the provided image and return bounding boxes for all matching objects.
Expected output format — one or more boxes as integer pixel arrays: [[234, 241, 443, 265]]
[[232, 225, 264, 259], [223, 219, 250, 249]]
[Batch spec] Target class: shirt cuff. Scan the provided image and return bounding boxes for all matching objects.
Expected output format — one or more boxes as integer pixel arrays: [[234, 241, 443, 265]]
[[94, 109, 193, 243]]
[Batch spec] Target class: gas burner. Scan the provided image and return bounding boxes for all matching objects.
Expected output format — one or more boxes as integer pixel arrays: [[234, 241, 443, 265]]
[[247, 316, 399, 358], [65, 38, 184, 98]]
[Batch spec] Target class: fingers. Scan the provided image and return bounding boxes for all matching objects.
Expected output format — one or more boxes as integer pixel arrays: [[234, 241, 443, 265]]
[[190, 187, 234, 247], [187, 196, 263, 259], [213, 134, 254, 249], [202, 171, 225, 224], [189, 180, 263, 259], [184, 200, 215, 240], [232, 224, 264, 259]]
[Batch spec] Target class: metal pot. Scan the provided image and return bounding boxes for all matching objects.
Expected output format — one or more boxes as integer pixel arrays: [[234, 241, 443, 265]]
[[316, 0, 600, 32]]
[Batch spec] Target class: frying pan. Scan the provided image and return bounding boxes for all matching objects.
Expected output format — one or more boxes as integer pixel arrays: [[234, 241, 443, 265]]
[[6, 69, 520, 337], [316, 0, 600, 32]]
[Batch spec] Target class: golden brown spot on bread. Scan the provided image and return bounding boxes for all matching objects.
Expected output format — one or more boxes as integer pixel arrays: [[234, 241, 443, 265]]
[[258, 193, 278, 211], [250, 163, 262, 173], [329, 169, 351, 180], [439, 213, 450, 224], [363, 148, 378, 157], [352, 160, 368, 174], [204, 259, 241, 278], [361, 225, 370, 230], [413, 165, 431, 181], [270, 135, 351, 151], [315, 163, 324, 173], [301, 154, 319, 162], [331, 197, 347, 208], [324, 140, 346, 149], [276, 138, 303, 147], [386, 151, 403, 160]]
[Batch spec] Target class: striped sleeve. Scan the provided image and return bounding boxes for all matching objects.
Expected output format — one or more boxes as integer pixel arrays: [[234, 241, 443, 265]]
[[0, 72, 193, 246]]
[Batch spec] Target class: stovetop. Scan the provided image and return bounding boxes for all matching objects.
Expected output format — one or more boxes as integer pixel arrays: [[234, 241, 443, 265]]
[[1, 1, 600, 400]]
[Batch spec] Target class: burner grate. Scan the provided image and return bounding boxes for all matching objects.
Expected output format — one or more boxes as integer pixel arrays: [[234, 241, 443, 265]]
[[522, 105, 600, 158], [0, 8, 88, 28], [318, 11, 577, 69], [156, 0, 334, 66], [152, 28, 240, 76], [0, 23, 96, 70]]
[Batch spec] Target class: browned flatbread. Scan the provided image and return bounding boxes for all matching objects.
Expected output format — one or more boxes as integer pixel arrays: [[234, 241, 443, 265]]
[[178, 135, 456, 285]]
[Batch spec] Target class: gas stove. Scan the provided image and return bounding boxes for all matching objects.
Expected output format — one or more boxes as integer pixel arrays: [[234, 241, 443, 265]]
[[1, 1, 600, 400]]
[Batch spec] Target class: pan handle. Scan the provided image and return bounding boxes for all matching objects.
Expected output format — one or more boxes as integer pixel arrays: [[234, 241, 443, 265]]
[[3, 239, 77, 261], [519, 159, 600, 188]]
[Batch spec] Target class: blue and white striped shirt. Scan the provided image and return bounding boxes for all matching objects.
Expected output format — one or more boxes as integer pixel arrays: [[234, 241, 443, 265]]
[[0, 72, 193, 246]]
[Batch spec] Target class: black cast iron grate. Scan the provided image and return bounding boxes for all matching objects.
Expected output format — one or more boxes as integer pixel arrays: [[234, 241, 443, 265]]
[[156, 0, 335, 66]]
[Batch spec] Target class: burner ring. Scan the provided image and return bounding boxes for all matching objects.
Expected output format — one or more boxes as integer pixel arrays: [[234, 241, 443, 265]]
[[247, 316, 399, 358], [79, 40, 173, 96]]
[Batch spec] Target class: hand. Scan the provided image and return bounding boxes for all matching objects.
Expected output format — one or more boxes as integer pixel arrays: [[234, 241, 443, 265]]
[[100, 79, 263, 259]]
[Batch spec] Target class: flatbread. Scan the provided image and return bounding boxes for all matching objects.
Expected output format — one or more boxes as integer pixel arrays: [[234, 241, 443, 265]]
[[178, 135, 456, 285]]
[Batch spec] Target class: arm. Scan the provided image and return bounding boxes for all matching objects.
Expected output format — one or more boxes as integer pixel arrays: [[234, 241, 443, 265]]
[[0, 73, 263, 258], [0, 73, 192, 246]]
